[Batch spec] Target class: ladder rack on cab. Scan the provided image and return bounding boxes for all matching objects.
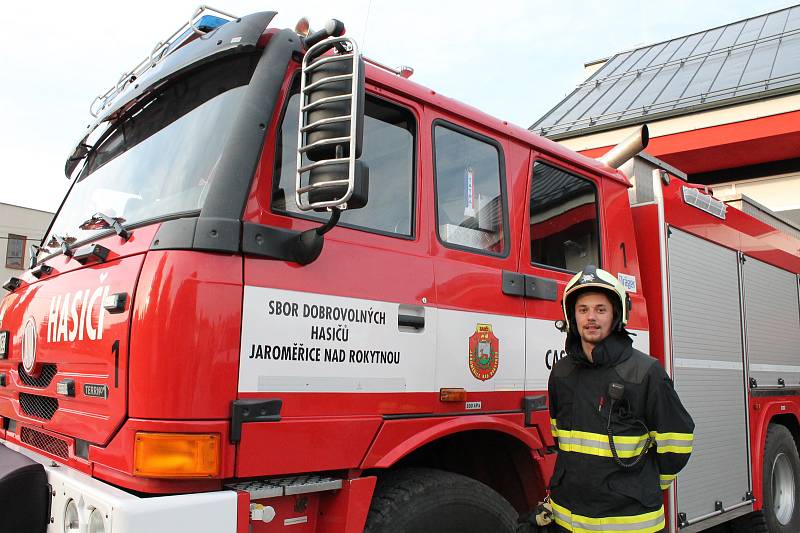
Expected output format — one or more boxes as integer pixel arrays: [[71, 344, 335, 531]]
[[89, 5, 238, 118]]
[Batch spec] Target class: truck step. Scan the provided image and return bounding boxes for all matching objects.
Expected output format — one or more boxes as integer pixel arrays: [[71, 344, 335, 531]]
[[227, 475, 343, 500]]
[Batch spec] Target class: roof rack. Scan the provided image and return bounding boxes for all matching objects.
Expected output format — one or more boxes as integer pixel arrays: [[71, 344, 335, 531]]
[[89, 5, 238, 118]]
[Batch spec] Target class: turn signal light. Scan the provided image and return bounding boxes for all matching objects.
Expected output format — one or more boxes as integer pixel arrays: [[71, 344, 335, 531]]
[[439, 388, 467, 402], [133, 432, 220, 478]]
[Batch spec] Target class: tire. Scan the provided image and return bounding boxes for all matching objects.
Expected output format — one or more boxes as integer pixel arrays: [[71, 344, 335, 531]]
[[762, 425, 800, 533], [364, 468, 518, 533]]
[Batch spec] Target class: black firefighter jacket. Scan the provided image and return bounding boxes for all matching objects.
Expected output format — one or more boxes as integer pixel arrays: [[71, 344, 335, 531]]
[[548, 332, 695, 533]]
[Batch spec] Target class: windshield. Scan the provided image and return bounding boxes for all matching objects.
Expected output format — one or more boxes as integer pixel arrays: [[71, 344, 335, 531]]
[[41, 54, 258, 256]]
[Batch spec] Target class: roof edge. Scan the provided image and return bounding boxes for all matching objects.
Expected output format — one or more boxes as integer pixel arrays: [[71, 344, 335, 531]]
[[0, 202, 55, 215], [534, 85, 800, 140], [584, 57, 610, 68], [591, 3, 800, 75]]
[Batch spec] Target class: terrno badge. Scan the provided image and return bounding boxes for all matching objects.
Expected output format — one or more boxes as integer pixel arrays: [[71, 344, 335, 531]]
[[468, 323, 499, 381]]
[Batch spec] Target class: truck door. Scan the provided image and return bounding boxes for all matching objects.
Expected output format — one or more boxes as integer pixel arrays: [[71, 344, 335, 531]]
[[667, 228, 751, 526], [427, 116, 526, 413], [235, 86, 435, 477], [519, 157, 604, 391]]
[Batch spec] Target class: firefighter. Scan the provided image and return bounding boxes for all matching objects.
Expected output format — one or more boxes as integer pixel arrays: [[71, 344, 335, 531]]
[[524, 265, 695, 533]]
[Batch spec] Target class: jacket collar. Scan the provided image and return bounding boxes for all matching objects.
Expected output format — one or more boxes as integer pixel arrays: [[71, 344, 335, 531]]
[[566, 332, 633, 367]]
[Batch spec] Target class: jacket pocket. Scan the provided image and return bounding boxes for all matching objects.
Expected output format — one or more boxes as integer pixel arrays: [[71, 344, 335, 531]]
[[607, 470, 662, 509]]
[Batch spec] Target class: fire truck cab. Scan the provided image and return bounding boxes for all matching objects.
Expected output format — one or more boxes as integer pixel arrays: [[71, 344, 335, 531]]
[[1, 7, 799, 533]]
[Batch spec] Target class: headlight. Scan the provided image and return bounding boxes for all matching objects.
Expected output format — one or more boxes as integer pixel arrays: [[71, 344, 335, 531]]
[[63, 499, 80, 533], [88, 508, 106, 533]]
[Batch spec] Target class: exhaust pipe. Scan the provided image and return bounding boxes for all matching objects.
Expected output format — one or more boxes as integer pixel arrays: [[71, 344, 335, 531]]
[[597, 125, 649, 169]]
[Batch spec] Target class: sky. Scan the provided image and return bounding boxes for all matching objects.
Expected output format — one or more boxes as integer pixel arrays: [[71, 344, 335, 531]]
[[0, 0, 795, 214]]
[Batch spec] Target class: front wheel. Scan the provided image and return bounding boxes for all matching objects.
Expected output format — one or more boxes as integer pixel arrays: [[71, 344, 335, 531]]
[[762, 424, 800, 532], [364, 468, 518, 533]]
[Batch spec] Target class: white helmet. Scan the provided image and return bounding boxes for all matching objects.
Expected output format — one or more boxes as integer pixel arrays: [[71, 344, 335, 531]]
[[562, 265, 631, 333]]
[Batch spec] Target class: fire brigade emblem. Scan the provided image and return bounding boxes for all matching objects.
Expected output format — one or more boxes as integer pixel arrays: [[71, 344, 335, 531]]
[[468, 324, 499, 381], [21, 317, 37, 374]]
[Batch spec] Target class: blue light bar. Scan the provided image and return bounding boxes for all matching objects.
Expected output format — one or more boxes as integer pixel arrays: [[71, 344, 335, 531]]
[[164, 15, 232, 57]]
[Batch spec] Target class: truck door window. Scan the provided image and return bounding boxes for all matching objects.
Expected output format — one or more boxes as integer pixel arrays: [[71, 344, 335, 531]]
[[273, 93, 416, 237], [530, 162, 600, 272], [433, 125, 507, 255]]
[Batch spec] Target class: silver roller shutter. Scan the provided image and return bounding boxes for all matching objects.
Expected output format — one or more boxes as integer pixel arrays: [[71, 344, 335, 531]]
[[742, 256, 800, 389], [667, 228, 750, 525]]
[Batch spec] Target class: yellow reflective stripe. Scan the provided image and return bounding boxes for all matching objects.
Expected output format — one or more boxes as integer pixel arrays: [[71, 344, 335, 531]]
[[657, 445, 693, 454], [554, 428, 650, 445], [652, 431, 693, 442], [551, 500, 665, 532], [553, 516, 666, 533], [552, 427, 652, 458], [551, 426, 693, 457], [557, 441, 650, 459], [551, 500, 665, 524], [567, 429, 649, 444], [659, 474, 676, 489], [650, 431, 694, 454]]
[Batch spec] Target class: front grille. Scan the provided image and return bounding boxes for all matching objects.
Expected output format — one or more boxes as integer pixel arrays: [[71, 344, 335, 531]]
[[20, 426, 69, 459], [19, 393, 58, 420], [18, 364, 57, 388]]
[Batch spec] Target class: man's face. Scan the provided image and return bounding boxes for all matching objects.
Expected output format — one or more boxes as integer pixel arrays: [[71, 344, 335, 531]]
[[574, 291, 614, 347]]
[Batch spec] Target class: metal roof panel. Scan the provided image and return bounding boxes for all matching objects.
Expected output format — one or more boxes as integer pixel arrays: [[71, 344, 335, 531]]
[[532, 4, 800, 138]]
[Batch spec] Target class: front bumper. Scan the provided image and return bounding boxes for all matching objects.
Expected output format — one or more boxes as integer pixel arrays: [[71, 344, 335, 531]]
[[2, 442, 238, 533]]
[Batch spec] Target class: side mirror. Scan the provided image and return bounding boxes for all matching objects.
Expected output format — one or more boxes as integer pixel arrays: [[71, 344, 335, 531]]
[[296, 35, 368, 212], [28, 244, 41, 269]]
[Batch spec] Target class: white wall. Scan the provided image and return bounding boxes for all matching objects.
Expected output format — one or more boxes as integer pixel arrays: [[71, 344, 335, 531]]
[[712, 172, 800, 221], [0, 203, 54, 281], [557, 93, 800, 153]]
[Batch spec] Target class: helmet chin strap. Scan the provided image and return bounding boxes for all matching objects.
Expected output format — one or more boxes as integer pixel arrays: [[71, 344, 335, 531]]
[[609, 297, 627, 333]]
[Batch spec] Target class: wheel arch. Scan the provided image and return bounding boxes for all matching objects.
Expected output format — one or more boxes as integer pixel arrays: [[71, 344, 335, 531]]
[[750, 402, 800, 511], [769, 414, 800, 454], [361, 415, 547, 513], [758, 418, 800, 532]]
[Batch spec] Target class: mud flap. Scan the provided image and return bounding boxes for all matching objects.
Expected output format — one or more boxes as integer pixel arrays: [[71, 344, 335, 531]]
[[0, 444, 50, 533]]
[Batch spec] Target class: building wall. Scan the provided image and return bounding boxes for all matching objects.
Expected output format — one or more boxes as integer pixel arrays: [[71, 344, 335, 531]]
[[549, 93, 800, 224], [713, 173, 800, 226], [0, 203, 53, 281], [556, 93, 800, 154]]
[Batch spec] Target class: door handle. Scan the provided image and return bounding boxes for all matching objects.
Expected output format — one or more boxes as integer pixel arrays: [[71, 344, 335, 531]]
[[398, 314, 425, 329], [502, 270, 557, 301], [398, 304, 425, 331]]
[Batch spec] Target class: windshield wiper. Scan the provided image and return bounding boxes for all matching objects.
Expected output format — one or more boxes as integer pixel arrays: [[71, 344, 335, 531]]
[[47, 234, 75, 257], [79, 212, 130, 241]]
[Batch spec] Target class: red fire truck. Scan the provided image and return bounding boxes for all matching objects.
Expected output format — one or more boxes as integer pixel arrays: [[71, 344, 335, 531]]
[[1, 7, 799, 533]]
